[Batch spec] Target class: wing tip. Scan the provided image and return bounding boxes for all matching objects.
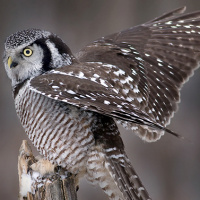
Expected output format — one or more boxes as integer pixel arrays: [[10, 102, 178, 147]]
[[165, 127, 184, 139], [147, 6, 187, 24]]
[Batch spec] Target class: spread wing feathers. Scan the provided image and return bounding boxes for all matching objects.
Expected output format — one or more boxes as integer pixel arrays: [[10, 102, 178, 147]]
[[104, 147, 151, 200], [31, 7, 200, 141], [30, 62, 175, 135], [76, 7, 200, 140]]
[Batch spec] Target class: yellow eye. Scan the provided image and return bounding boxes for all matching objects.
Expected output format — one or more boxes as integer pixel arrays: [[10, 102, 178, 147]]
[[23, 48, 33, 57]]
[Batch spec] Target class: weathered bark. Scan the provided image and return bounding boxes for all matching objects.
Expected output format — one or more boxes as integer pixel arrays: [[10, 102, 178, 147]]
[[18, 140, 78, 200]]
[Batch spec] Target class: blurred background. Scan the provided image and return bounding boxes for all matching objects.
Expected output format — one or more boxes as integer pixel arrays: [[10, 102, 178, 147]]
[[0, 0, 200, 200]]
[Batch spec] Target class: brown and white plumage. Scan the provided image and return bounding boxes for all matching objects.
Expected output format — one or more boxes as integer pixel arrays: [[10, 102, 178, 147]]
[[3, 7, 200, 199]]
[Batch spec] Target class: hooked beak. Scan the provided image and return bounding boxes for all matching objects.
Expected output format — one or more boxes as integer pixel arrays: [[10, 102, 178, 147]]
[[8, 57, 18, 68]]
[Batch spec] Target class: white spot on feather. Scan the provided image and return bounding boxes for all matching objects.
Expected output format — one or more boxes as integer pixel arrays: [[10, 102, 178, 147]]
[[87, 61, 103, 65], [105, 147, 117, 152], [137, 97, 143, 103], [133, 87, 139, 93], [78, 71, 86, 79], [184, 25, 192, 28], [100, 79, 108, 87], [126, 76, 134, 82], [93, 74, 100, 78], [121, 48, 131, 53], [128, 45, 136, 50], [131, 69, 137, 75], [171, 26, 178, 29], [66, 90, 76, 95], [185, 31, 191, 34], [156, 78, 160, 82], [109, 154, 124, 159], [165, 21, 172, 25], [52, 86, 59, 89], [168, 65, 173, 69], [113, 69, 125, 76], [51, 70, 68, 75], [135, 57, 143, 62], [104, 100, 110, 105], [122, 88, 129, 95], [103, 63, 117, 69]]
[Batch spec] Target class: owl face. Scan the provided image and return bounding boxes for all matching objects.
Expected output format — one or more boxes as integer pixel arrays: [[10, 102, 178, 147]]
[[4, 43, 45, 86], [4, 29, 74, 87]]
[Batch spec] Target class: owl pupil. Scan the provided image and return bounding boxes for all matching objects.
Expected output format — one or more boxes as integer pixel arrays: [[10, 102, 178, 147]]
[[26, 50, 30, 54]]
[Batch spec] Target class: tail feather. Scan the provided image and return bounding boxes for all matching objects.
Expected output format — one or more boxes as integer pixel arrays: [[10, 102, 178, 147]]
[[104, 147, 152, 200]]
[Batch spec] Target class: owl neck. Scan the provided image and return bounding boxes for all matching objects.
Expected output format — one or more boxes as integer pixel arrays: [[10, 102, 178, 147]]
[[12, 78, 29, 99]]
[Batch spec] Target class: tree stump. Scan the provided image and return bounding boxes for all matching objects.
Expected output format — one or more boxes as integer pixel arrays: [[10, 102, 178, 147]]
[[18, 140, 78, 200]]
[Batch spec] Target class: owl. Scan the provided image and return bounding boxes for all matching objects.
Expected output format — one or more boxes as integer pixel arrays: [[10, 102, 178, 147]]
[[3, 7, 200, 200]]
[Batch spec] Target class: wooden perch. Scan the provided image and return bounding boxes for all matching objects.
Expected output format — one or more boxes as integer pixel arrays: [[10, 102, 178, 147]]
[[18, 140, 78, 200]]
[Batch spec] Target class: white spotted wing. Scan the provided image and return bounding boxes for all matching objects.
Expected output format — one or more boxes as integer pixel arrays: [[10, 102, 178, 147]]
[[31, 7, 200, 141]]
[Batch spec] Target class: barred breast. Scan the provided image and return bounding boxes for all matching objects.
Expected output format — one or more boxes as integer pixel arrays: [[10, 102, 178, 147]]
[[14, 80, 95, 174]]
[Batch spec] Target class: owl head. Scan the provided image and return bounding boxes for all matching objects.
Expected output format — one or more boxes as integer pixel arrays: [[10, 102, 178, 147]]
[[3, 28, 75, 87]]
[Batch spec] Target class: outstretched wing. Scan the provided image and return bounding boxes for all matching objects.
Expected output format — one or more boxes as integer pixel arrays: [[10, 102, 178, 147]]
[[30, 7, 200, 141], [77, 7, 200, 126], [30, 62, 171, 133]]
